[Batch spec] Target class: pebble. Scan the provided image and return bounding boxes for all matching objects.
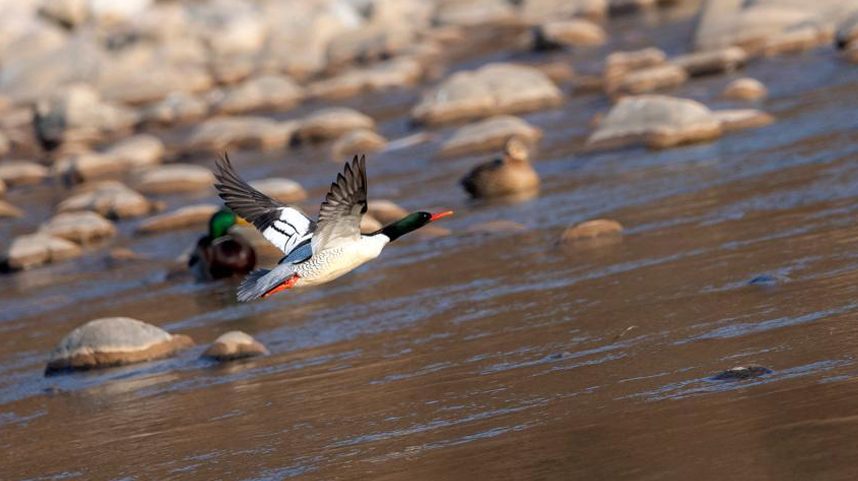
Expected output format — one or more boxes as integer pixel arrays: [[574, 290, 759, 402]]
[[561, 219, 623, 241], [723, 77, 768, 101], [44, 317, 194, 375], [202, 331, 269, 362], [712, 365, 773, 381]]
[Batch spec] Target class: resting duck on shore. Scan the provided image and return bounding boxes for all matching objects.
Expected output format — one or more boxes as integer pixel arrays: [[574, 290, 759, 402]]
[[213, 154, 452, 301], [460, 137, 540, 198]]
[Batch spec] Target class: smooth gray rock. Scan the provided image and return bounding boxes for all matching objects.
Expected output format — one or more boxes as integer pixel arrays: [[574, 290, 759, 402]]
[[202, 331, 269, 361]]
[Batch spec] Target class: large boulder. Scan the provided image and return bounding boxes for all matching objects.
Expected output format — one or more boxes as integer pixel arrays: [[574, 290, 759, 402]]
[[44, 317, 194, 375], [439, 115, 542, 157], [135, 204, 219, 234], [39, 210, 117, 243], [694, 0, 851, 53], [587, 95, 723, 150], [35, 83, 138, 147], [202, 331, 269, 361], [295, 107, 375, 142], [135, 164, 215, 194], [187, 116, 296, 151], [58, 181, 151, 219], [412, 63, 563, 125], [3, 233, 82, 270], [213, 75, 304, 114]]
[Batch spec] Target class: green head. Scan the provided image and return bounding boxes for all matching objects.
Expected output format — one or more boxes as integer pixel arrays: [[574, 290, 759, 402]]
[[376, 210, 453, 242], [209, 209, 237, 239]]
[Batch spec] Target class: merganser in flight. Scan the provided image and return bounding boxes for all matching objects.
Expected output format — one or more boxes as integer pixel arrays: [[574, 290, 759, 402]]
[[213, 154, 452, 301]]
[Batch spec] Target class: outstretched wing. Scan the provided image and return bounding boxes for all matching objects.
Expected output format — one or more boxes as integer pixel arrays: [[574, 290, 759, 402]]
[[312, 155, 367, 252], [213, 153, 315, 255]]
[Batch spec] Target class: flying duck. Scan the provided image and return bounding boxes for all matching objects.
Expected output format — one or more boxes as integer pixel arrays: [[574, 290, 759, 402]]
[[460, 137, 540, 198], [188, 209, 257, 281], [213, 154, 452, 301]]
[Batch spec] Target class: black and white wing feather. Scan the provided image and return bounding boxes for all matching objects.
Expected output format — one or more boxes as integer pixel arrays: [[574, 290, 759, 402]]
[[214, 154, 315, 255], [311, 155, 367, 252]]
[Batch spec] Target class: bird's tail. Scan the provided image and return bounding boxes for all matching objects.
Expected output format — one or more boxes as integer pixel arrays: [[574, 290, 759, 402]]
[[237, 268, 272, 302]]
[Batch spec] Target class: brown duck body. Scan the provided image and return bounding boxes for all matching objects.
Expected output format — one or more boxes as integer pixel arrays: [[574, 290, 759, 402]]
[[460, 138, 539, 198], [189, 234, 256, 281]]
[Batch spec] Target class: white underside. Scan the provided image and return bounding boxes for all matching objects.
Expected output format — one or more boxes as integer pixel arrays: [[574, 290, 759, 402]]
[[293, 234, 389, 286]]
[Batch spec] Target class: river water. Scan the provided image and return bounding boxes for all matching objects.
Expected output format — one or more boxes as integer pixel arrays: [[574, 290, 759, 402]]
[[3, 11, 858, 481]]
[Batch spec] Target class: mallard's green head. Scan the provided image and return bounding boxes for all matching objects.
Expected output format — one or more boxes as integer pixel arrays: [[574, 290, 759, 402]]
[[209, 209, 237, 239], [375, 210, 453, 242]]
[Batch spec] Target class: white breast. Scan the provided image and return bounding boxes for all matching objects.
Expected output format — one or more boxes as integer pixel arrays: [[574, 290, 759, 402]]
[[295, 234, 389, 286]]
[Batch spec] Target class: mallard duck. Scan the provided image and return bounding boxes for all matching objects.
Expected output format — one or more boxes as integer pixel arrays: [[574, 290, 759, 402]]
[[460, 137, 540, 198], [188, 209, 257, 281], [213, 154, 453, 302]]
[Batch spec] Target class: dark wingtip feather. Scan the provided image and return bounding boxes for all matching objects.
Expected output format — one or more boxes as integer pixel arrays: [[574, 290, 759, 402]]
[[237, 268, 271, 302]]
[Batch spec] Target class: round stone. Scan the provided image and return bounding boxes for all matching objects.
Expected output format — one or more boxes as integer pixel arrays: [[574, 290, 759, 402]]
[[561, 219, 623, 241], [202, 331, 269, 362]]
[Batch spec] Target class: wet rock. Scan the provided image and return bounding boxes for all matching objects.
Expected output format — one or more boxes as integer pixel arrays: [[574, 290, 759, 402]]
[[712, 109, 775, 132], [202, 331, 269, 362], [694, 0, 842, 53], [607, 64, 688, 97], [35, 84, 138, 148], [104, 134, 165, 168], [90, 0, 153, 25], [140, 92, 209, 126], [712, 365, 772, 381], [561, 218, 623, 241], [434, 0, 515, 26], [533, 19, 607, 50], [762, 24, 832, 56], [135, 164, 215, 194], [520, 0, 607, 23], [0, 200, 23, 218], [467, 220, 527, 234], [58, 181, 151, 219], [45, 317, 194, 375], [308, 57, 423, 99], [39, 211, 116, 243], [295, 108, 375, 143], [439, 116, 542, 157], [108, 247, 143, 262], [535, 61, 577, 84], [844, 41, 858, 62], [327, 23, 416, 67], [259, 0, 363, 78], [723, 77, 768, 101], [0, 131, 9, 157], [360, 214, 383, 233], [603, 47, 666, 90], [0, 178, 6, 196], [412, 63, 563, 125], [187, 117, 296, 151], [214, 75, 304, 115], [136, 204, 219, 234], [38, 0, 90, 29], [3, 233, 81, 270], [670, 47, 747, 77], [586, 95, 723, 150], [748, 273, 790, 287], [367, 199, 408, 224], [331, 129, 387, 160], [249, 178, 307, 204], [190, 1, 266, 60], [0, 161, 49, 187]]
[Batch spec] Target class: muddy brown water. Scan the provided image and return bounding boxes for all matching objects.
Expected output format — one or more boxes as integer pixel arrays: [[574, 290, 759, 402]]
[[4, 13, 858, 481]]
